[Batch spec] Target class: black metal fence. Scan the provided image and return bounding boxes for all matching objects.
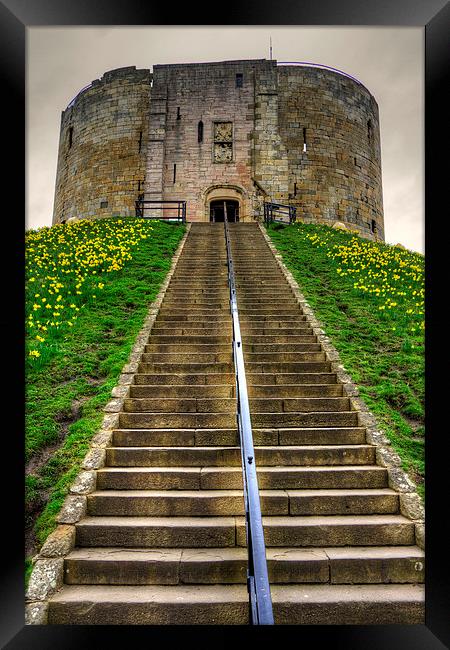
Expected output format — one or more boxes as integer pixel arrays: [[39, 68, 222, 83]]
[[263, 201, 297, 226], [135, 199, 186, 223], [223, 213, 274, 625]]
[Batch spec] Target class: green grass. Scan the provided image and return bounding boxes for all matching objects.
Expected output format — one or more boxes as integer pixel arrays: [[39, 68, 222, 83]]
[[267, 222, 424, 499], [25, 218, 185, 566]]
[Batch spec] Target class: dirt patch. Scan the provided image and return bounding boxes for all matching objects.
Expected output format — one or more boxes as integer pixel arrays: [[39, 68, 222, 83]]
[[25, 396, 90, 559]]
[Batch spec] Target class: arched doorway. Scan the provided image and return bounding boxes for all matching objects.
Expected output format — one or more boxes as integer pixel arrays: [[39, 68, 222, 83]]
[[210, 199, 239, 223]]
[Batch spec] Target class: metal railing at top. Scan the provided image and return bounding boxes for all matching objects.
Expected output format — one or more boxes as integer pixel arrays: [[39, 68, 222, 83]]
[[135, 199, 186, 223], [223, 209, 274, 626], [263, 202, 297, 226]]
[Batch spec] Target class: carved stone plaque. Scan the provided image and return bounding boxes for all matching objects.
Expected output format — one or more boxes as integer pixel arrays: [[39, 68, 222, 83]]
[[214, 122, 233, 162], [214, 122, 233, 142], [214, 142, 232, 162]]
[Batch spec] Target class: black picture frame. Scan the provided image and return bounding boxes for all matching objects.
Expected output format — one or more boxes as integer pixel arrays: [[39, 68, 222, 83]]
[[1, 1, 448, 647]]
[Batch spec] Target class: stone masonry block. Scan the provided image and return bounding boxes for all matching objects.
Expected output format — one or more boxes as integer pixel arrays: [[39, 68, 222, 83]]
[[26, 558, 64, 601], [40, 525, 76, 558], [55, 495, 87, 524], [69, 470, 96, 495], [25, 601, 49, 625]]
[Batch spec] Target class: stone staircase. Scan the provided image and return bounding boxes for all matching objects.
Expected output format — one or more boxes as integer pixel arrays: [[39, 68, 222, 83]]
[[47, 222, 424, 624]]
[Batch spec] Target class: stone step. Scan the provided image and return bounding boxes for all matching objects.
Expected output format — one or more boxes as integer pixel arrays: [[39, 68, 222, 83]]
[[86, 488, 398, 517], [74, 514, 415, 549], [105, 444, 375, 467], [247, 343, 320, 351], [143, 343, 232, 352], [123, 396, 350, 414], [147, 336, 232, 344], [248, 384, 343, 397], [250, 411, 359, 427], [236, 514, 416, 547], [129, 385, 234, 398], [156, 310, 231, 317], [244, 335, 317, 343], [140, 352, 233, 363], [87, 489, 286, 516], [241, 326, 313, 334], [112, 427, 367, 447], [119, 410, 358, 429], [97, 466, 387, 490], [144, 343, 326, 353], [239, 314, 307, 321], [123, 397, 236, 413], [63, 545, 424, 586], [161, 302, 228, 309], [128, 383, 344, 398], [238, 309, 303, 316], [118, 412, 237, 429], [246, 372, 338, 385], [237, 300, 300, 307], [48, 582, 424, 625], [245, 362, 332, 373], [75, 516, 237, 548], [48, 584, 249, 624], [244, 352, 327, 362], [150, 328, 233, 336], [137, 363, 234, 374], [164, 297, 226, 303], [249, 397, 351, 412], [155, 312, 230, 319], [132, 373, 235, 385]]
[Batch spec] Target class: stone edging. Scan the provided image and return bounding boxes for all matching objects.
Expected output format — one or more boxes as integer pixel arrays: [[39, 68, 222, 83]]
[[25, 224, 192, 625], [258, 223, 425, 546]]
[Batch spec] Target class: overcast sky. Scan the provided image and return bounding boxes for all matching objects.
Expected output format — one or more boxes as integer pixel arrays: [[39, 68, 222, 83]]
[[26, 26, 424, 253]]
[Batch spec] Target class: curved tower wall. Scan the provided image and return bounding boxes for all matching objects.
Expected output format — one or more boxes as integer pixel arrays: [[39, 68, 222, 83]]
[[52, 67, 151, 224], [277, 66, 384, 239], [51, 60, 384, 240]]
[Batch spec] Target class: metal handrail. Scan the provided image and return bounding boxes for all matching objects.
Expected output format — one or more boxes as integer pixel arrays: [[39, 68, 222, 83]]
[[223, 211, 274, 625], [135, 199, 186, 223], [263, 201, 296, 226]]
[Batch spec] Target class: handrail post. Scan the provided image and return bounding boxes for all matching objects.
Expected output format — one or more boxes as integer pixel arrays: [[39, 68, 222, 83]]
[[223, 214, 274, 625]]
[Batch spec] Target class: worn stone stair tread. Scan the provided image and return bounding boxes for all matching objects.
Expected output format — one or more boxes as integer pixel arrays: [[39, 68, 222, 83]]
[[107, 444, 372, 452], [105, 444, 375, 468], [66, 544, 424, 562], [63, 545, 424, 586], [47, 583, 424, 625]]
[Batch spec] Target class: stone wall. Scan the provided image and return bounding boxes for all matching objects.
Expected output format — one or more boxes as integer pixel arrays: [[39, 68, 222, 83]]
[[277, 66, 384, 240], [51, 60, 385, 239], [145, 60, 269, 222], [52, 67, 151, 224]]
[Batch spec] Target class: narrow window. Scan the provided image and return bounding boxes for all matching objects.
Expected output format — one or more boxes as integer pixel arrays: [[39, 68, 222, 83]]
[[173, 164, 177, 184], [198, 120, 204, 143], [236, 73, 243, 88], [371, 219, 377, 234], [367, 119, 373, 144], [68, 126, 73, 149], [100, 200, 108, 209], [177, 107, 181, 120], [303, 127, 307, 152], [354, 157, 357, 166], [294, 182, 297, 196], [138, 131, 143, 153], [137, 180, 141, 191]]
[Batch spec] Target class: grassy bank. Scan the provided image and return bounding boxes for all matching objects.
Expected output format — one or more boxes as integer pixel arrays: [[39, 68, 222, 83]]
[[267, 222, 424, 498], [25, 218, 185, 563]]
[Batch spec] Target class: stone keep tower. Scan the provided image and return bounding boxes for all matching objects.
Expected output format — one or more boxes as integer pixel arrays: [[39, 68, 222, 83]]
[[52, 59, 384, 240]]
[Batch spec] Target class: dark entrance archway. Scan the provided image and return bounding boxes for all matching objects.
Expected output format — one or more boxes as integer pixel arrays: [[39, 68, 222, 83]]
[[209, 200, 239, 223]]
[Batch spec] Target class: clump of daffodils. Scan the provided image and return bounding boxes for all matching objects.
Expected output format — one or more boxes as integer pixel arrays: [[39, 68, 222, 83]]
[[25, 217, 154, 360]]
